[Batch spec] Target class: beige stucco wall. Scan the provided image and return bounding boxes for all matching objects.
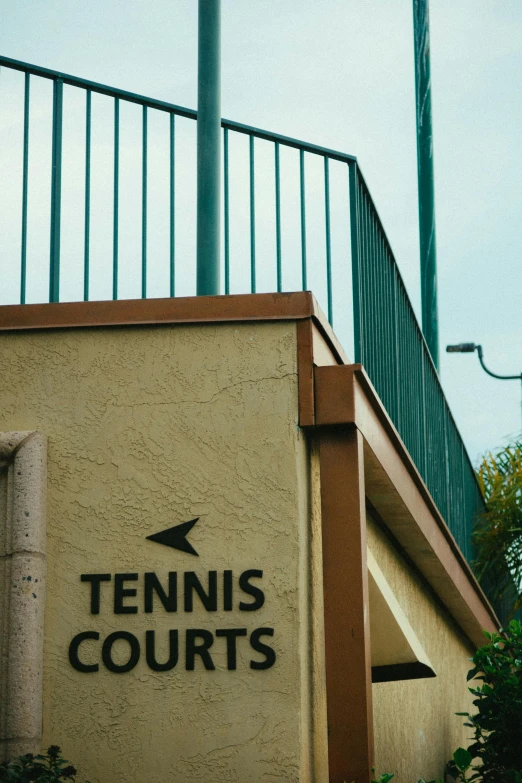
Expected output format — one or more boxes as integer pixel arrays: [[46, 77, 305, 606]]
[[369, 514, 475, 782], [0, 321, 325, 783]]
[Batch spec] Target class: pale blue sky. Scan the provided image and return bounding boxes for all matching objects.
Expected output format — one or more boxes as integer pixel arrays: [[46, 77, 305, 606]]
[[1, 0, 521, 462]]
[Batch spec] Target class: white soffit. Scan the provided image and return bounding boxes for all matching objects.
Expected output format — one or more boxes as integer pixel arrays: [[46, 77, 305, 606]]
[[368, 549, 436, 683]]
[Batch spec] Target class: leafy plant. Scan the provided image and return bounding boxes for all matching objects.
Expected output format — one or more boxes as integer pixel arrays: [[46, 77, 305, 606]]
[[346, 771, 442, 782], [0, 746, 90, 783], [447, 747, 473, 781], [453, 621, 522, 782], [473, 440, 522, 617]]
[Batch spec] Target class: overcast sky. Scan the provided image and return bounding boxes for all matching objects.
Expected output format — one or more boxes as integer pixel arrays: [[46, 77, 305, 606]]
[[1, 0, 521, 463]]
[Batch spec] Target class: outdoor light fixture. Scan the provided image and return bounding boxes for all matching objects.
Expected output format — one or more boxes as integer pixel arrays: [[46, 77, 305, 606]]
[[446, 342, 522, 429]]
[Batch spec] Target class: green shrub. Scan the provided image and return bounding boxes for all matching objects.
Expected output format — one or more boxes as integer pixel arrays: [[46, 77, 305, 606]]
[[452, 620, 522, 782], [0, 746, 90, 783], [346, 772, 442, 782]]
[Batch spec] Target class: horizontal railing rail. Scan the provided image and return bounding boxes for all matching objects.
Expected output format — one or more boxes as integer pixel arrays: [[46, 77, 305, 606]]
[[0, 55, 359, 162], [0, 55, 486, 595]]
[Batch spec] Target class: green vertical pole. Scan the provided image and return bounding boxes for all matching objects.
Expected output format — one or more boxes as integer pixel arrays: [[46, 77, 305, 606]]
[[223, 127, 230, 294], [413, 0, 439, 369], [142, 105, 148, 299], [274, 142, 282, 292], [49, 78, 63, 303], [20, 73, 30, 305], [113, 98, 119, 301], [84, 90, 91, 302], [170, 113, 176, 297], [197, 0, 221, 296]]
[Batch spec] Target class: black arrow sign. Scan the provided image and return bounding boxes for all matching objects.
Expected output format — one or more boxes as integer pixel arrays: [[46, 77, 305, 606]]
[[146, 518, 199, 556]]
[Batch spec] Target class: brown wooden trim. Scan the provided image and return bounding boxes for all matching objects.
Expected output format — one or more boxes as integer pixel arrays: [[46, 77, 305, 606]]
[[319, 427, 374, 783], [0, 292, 317, 332], [0, 291, 350, 362], [297, 320, 315, 426], [314, 363, 499, 647]]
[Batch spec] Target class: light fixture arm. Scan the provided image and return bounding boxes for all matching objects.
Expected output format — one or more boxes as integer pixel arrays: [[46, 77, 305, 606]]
[[475, 345, 521, 382]]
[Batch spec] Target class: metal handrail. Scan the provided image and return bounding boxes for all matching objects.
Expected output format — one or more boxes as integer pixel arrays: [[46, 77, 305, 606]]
[[0, 55, 358, 164]]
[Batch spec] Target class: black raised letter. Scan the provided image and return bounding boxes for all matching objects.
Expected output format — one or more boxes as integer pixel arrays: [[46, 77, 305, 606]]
[[185, 629, 215, 670], [184, 571, 218, 612], [250, 628, 276, 670], [69, 631, 99, 672], [223, 570, 233, 611], [144, 572, 177, 613], [81, 574, 111, 614], [114, 573, 138, 614], [239, 570, 265, 611], [216, 628, 247, 670], [102, 631, 140, 673], [145, 630, 179, 671]]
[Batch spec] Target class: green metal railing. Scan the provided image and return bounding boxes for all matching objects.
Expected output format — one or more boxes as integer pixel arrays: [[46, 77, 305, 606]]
[[0, 55, 485, 573], [350, 165, 484, 563]]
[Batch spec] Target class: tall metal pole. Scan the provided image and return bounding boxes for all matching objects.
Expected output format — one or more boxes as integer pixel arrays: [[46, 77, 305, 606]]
[[197, 0, 221, 296], [413, 0, 439, 369]]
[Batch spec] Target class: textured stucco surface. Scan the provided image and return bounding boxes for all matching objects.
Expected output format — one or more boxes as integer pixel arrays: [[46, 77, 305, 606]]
[[0, 322, 319, 783], [368, 514, 475, 781]]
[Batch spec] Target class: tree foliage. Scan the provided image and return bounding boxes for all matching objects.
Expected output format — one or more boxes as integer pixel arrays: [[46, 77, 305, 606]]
[[473, 440, 522, 616]]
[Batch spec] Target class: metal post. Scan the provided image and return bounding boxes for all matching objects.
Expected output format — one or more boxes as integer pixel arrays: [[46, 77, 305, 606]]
[[197, 0, 221, 296], [20, 72, 30, 305], [413, 0, 439, 369], [49, 78, 63, 303]]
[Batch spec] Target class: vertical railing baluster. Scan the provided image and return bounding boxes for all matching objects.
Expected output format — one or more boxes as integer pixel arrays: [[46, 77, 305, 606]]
[[299, 149, 307, 290], [223, 127, 230, 295], [249, 134, 256, 293], [420, 329, 427, 474], [49, 78, 63, 303], [364, 188, 372, 368], [142, 105, 147, 298], [324, 156, 332, 325], [84, 90, 91, 301], [390, 254, 399, 426], [359, 182, 368, 363], [372, 208, 381, 392], [223, 128, 230, 294], [170, 113, 176, 297], [113, 97, 119, 300], [20, 72, 30, 305], [359, 179, 368, 365], [365, 191, 374, 372], [349, 163, 361, 363], [275, 142, 282, 292]]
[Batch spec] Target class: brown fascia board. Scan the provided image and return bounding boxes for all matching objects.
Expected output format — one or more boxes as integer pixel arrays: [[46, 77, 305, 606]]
[[0, 290, 332, 339], [313, 363, 500, 648], [0, 291, 314, 330]]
